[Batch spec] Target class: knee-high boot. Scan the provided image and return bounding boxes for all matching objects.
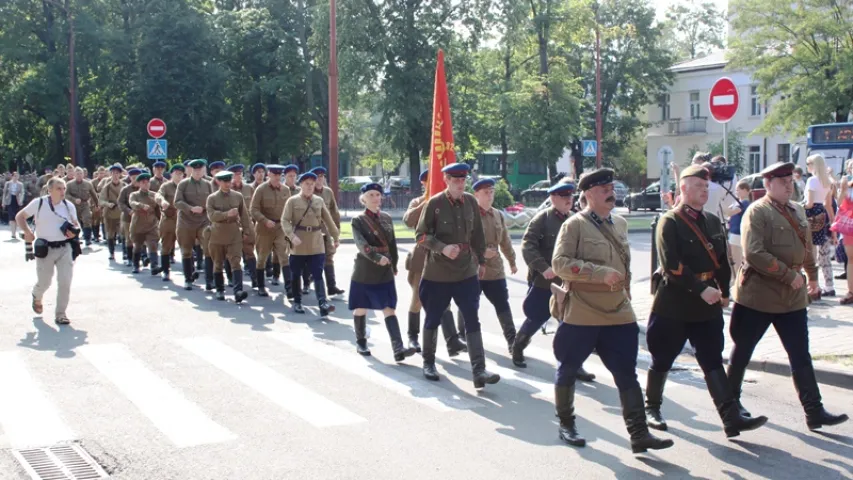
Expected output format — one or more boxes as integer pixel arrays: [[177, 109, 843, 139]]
[[706, 368, 768, 437], [421, 328, 440, 381], [182, 258, 194, 290], [386, 315, 416, 362], [556, 384, 585, 446], [407, 311, 421, 353], [466, 331, 500, 389], [131, 248, 141, 274], [205, 257, 214, 291], [354, 315, 371, 356], [270, 263, 281, 286], [161, 254, 170, 281], [496, 310, 517, 354], [256, 268, 268, 297], [246, 258, 257, 288], [214, 272, 226, 301], [282, 265, 293, 299], [232, 270, 248, 304], [224, 260, 233, 287], [620, 387, 675, 454], [440, 310, 467, 356], [645, 370, 668, 431], [325, 265, 345, 295], [792, 365, 849, 430]]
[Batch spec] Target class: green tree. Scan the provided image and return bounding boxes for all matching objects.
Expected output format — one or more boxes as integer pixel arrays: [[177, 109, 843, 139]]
[[728, 0, 853, 135], [660, 0, 726, 61]]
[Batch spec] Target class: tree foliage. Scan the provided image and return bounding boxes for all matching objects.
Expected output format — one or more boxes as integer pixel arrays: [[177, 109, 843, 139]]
[[660, 0, 726, 61]]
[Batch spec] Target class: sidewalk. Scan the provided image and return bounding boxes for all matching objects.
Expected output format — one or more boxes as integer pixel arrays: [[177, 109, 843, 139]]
[[631, 264, 853, 389]]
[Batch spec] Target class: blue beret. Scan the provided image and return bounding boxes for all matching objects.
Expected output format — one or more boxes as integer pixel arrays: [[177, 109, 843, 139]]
[[126, 168, 142, 176], [187, 159, 207, 169], [152, 161, 167, 168], [109, 165, 123, 173], [251, 163, 266, 174], [360, 182, 383, 194], [214, 171, 233, 181], [164, 172, 172, 180], [472, 178, 496, 191], [266, 164, 284, 174], [209, 161, 226, 170], [419, 170, 429, 182], [297, 172, 317, 184], [170, 164, 185, 173], [284, 164, 299, 174], [548, 181, 576, 196], [441, 163, 470, 177], [136, 172, 152, 182], [227, 164, 245, 173], [183, 160, 192, 166], [578, 168, 614, 191], [310, 166, 327, 176]]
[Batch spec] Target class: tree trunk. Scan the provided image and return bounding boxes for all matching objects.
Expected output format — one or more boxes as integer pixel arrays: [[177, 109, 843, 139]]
[[253, 89, 264, 164], [52, 122, 64, 166], [409, 142, 421, 195], [499, 125, 509, 181]]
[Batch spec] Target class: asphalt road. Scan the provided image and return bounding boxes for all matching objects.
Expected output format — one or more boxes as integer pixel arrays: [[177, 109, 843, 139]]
[[0, 234, 851, 480]]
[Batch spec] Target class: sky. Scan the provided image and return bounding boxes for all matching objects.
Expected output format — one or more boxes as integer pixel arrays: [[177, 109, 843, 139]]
[[651, 0, 729, 19]]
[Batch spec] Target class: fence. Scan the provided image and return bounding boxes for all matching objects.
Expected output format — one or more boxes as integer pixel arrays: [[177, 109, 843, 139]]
[[338, 191, 419, 214]]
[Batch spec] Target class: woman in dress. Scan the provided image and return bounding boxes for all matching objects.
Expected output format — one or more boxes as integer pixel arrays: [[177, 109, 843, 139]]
[[2, 171, 25, 239], [832, 159, 853, 304], [349, 183, 415, 362], [805, 154, 836, 297]]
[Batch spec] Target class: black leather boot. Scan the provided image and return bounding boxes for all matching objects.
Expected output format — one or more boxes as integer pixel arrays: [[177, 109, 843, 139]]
[[107, 239, 116, 260], [246, 258, 257, 288], [224, 260, 233, 287], [386, 315, 416, 362], [792, 366, 849, 430], [283, 265, 294, 299], [407, 311, 422, 353], [511, 330, 531, 368], [706, 368, 768, 437], [142, 249, 150, 267], [354, 315, 371, 356], [83, 227, 92, 246], [556, 384, 586, 447], [422, 328, 440, 381], [620, 387, 674, 454], [265, 256, 273, 278], [270, 263, 281, 286], [645, 370, 668, 431], [214, 272, 226, 301], [292, 276, 304, 313], [123, 244, 130, 265], [457, 310, 466, 342], [496, 310, 517, 354], [132, 249, 141, 274], [256, 268, 269, 297], [319, 298, 335, 317], [726, 364, 753, 417], [232, 270, 248, 304], [440, 310, 467, 357], [577, 366, 596, 382], [194, 245, 203, 271], [205, 257, 214, 291], [325, 265, 345, 295], [161, 254, 170, 281], [182, 258, 194, 290], [466, 331, 500, 389], [302, 270, 311, 294], [150, 252, 163, 276]]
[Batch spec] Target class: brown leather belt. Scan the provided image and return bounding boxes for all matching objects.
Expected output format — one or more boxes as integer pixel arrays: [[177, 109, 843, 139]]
[[295, 225, 320, 232], [696, 271, 715, 281], [571, 282, 626, 292]]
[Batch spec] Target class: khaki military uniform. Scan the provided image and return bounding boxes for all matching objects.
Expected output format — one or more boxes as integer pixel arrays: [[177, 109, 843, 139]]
[[403, 196, 428, 311], [156, 181, 180, 256], [174, 177, 213, 258], [234, 182, 256, 262], [118, 183, 139, 254], [149, 176, 166, 198], [314, 186, 341, 266], [91, 176, 105, 238], [281, 194, 339, 255], [98, 181, 124, 238], [129, 189, 160, 254], [65, 179, 98, 229], [251, 182, 290, 268], [206, 190, 254, 273]]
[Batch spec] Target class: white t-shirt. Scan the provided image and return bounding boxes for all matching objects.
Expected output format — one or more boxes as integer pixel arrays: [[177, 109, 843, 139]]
[[806, 176, 830, 204], [21, 196, 79, 242], [706, 182, 729, 219]]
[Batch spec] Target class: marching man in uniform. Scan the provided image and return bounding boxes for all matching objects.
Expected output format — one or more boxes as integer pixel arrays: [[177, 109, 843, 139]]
[[174, 159, 214, 291], [156, 164, 185, 282], [228, 164, 257, 289], [207, 170, 254, 303], [310, 166, 346, 297], [99, 165, 125, 261], [415, 163, 499, 388], [551, 168, 673, 453], [646, 165, 767, 437], [65, 167, 99, 246], [728, 162, 848, 431], [118, 168, 142, 266], [250, 165, 291, 298], [128, 173, 163, 276]]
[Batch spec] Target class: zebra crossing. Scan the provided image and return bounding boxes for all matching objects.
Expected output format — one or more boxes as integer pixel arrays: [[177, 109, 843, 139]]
[[0, 319, 705, 453]]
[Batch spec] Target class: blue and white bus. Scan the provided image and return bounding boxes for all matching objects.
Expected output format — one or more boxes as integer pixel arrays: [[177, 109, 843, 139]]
[[803, 122, 853, 174]]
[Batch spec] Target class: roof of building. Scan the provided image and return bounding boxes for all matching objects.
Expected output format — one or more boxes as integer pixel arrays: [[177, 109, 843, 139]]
[[670, 50, 728, 73]]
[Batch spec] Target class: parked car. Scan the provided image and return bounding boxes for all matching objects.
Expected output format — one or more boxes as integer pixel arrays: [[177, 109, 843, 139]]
[[521, 179, 551, 205], [624, 182, 675, 212], [613, 180, 628, 207], [388, 176, 411, 192], [340, 176, 375, 188]]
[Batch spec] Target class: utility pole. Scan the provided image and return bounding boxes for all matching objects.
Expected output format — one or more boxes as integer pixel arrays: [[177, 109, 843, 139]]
[[328, 0, 340, 197], [595, 3, 602, 168], [46, 0, 78, 167]]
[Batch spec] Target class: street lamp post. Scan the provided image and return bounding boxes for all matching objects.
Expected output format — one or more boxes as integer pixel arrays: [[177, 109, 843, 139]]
[[328, 0, 340, 198]]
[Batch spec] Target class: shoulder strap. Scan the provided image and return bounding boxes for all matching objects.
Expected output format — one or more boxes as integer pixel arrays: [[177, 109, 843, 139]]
[[673, 209, 721, 270], [293, 198, 311, 229], [361, 213, 390, 248], [765, 197, 810, 250], [578, 212, 630, 273]]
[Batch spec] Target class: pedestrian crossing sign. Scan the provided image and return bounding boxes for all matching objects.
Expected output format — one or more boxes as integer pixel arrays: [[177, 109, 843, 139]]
[[147, 139, 168, 160], [582, 140, 597, 157]]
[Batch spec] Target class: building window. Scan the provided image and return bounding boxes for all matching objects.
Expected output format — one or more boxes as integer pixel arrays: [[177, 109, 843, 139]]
[[748, 146, 761, 173], [778, 143, 790, 163], [660, 94, 671, 121], [750, 86, 763, 116], [689, 91, 700, 119], [519, 160, 546, 175]]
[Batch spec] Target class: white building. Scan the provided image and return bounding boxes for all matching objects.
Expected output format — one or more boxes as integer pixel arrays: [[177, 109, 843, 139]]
[[644, 51, 806, 181]]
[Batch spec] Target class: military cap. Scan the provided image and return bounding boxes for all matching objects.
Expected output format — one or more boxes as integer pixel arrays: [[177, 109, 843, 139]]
[[164, 172, 172, 180], [214, 171, 234, 182], [109, 165, 123, 173], [187, 159, 207, 169], [183, 160, 193, 166], [419, 170, 429, 182], [283, 164, 299, 174], [578, 168, 615, 191], [251, 163, 266, 174], [441, 163, 470, 177], [361, 182, 383, 194], [472, 178, 495, 191], [310, 166, 328, 176], [152, 161, 167, 169], [169, 164, 185, 174], [209, 161, 226, 171], [548, 181, 576, 196], [680, 164, 710, 181], [761, 162, 795, 179], [126, 168, 142, 176], [297, 172, 317, 184], [267, 164, 285, 175], [227, 164, 245, 173], [136, 172, 152, 182]]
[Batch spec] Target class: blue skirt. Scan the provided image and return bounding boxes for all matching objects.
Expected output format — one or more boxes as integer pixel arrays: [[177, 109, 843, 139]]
[[348, 280, 397, 310]]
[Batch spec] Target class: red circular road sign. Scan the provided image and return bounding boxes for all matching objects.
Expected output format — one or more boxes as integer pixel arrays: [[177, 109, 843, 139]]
[[709, 77, 739, 123], [147, 118, 167, 139]]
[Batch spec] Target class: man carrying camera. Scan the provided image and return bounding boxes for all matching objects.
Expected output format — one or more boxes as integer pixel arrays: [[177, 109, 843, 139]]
[[16, 177, 81, 325]]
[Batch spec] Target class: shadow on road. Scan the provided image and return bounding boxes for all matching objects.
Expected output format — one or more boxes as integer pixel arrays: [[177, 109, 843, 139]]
[[17, 317, 88, 359]]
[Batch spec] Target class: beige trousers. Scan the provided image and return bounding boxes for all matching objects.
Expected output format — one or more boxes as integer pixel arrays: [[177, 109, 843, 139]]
[[33, 243, 74, 319]]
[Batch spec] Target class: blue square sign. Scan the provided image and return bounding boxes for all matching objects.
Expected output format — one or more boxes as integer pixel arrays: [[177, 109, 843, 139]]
[[582, 140, 597, 157], [147, 139, 167, 160]]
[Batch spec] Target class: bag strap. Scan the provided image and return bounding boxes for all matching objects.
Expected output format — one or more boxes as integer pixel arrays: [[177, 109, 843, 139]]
[[765, 197, 810, 251], [673, 207, 721, 270], [578, 212, 630, 274], [292, 198, 312, 230], [361, 212, 390, 249]]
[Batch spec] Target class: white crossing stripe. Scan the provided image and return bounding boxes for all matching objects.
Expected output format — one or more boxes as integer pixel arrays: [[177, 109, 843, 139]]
[[179, 337, 366, 427], [712, 94, 735, 106], [268, 332, 484, 412], [0, 353, 75, 448], [80, 344, 235, 448]]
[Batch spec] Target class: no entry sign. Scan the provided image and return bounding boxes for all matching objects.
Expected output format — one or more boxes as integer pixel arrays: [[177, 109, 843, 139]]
[[147, 118, 167, 139], [709, 78, 739, 123]]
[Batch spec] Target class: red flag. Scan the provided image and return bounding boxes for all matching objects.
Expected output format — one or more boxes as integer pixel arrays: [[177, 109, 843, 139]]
[[425, 49, 456, 198]]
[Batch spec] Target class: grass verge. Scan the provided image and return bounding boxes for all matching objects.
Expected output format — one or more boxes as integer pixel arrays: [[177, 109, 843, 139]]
[[813, 354, 853, 368]]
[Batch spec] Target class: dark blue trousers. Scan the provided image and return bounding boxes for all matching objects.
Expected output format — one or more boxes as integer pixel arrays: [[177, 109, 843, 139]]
[[479, 279, 511, 314], [729, 303, 812, 372], [518, 284, 552, 336], [420, 276, 482, 334], [553, 322, 640, 390], [290, 254, 326, 302], [646, 313, 724, 374]]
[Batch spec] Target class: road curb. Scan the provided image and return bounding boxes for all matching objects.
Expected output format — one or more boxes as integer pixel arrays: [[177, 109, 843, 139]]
[[339, 228, 652, 244], [637, 321, 853, 390]]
